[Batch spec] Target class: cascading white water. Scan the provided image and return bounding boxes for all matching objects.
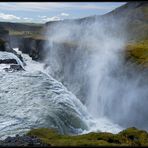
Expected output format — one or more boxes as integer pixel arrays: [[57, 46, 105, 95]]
[[0, 49, 122, 140], [0, 71, 89, 138], [0, 50, 88, 139]]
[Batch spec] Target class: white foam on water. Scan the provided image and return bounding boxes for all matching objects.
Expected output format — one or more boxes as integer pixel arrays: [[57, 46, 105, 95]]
[[12, 48, 123, 135]]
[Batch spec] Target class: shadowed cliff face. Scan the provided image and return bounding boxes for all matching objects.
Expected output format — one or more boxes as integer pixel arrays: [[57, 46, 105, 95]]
[[0, 27, 25, 64], [18, 37, 48, 61], [0, 29, 9, 43]]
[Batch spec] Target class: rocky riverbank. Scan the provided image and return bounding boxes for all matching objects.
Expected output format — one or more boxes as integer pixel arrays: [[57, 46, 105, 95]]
[[0, 134, 49, 147]]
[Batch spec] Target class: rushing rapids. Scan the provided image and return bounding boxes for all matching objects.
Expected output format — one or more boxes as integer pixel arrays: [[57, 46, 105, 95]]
[[0, 49, 122, 139]]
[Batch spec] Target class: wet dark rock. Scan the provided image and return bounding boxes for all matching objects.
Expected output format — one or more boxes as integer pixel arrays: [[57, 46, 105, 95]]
[[0, 134, 49, 147], [4, 136, 12, 143], [19, 37, 48, 61], [10, 64, 25, 71], [0, 39, 25, 65], [0, 59, 17, 64], [3, 64, 25, 72]]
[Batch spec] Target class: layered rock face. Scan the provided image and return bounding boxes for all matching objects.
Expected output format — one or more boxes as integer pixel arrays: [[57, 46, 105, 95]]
[[19, 37, 48, 61], [9, 35, 23, 48], [0, 29, 9, 42], [0, 28, 25, 71], [0, 28, 24, 63], [0, 28, 11, 52]]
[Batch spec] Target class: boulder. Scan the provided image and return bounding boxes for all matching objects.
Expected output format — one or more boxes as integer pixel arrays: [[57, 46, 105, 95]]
[[0, 134, 47, 147]]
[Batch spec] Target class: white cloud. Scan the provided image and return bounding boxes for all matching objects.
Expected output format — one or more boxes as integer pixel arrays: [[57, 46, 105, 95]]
[[0, 12, 33, 22], [0, 2, 126, 23], [38, 15, 47, 18], [0, 12, 20, 20], [0, 12, 35, 23], [0, 3, 70, 12], [22, 17, 33, 22], [42, 16, 61, 22], [61, 13, 69, 16], [23, 17, 32, 20], [72, 4, 119, 10]]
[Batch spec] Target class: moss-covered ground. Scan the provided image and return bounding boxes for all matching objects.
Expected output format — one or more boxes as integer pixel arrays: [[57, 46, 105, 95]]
[[27, 127, 148, 146], [125, 40, 148, 67]]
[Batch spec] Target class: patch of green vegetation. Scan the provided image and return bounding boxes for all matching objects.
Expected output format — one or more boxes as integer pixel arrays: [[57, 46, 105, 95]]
[[126, 40, 148, 67], [30, 35, 48, 40], [27, 127, 148, 146], [9, 29, 48, 40], [18, 23, 43, 27], [9, 30, 41, 36], [118, 127, 148, 146]]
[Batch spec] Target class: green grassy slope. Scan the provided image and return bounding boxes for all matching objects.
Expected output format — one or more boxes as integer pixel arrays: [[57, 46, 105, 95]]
[[27, 127, 148, 146], [126, 40, 148, 67]]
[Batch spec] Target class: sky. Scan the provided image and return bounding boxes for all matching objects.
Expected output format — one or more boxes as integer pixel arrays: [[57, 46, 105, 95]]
[[0, 2, 126, 23]]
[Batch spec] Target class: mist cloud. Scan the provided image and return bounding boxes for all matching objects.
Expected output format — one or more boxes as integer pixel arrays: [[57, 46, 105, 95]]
[[43, 14, 148, 131]]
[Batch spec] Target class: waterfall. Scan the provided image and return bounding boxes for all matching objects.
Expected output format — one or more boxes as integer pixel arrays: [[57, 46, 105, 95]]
[[0, 49, 122, 139], [1, 14, 148, 140]]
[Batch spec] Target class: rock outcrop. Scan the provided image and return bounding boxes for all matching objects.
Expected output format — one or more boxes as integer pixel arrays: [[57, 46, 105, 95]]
[[19, 37, 48, 61], [0, 28, 24, 64], [0, 134, 48, 147]]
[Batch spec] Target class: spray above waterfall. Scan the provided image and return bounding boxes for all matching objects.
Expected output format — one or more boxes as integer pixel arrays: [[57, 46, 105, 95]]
[[44, 16, 127, 110], [43, 15, 148, 131]]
